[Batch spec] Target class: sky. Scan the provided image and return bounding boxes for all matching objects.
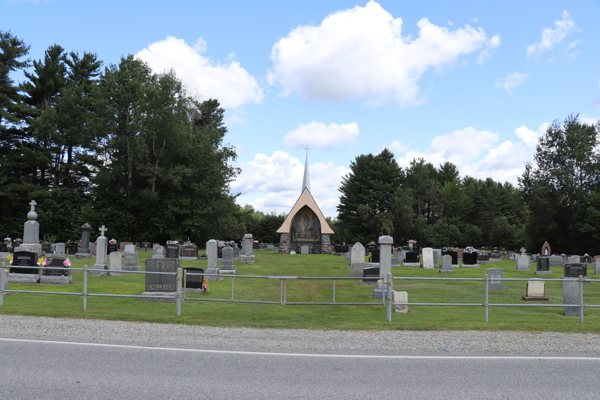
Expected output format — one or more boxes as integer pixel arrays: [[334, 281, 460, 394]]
[[3, 0, 600, 217]]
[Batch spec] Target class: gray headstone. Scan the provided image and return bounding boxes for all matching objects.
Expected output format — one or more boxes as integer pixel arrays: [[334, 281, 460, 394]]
[[109, 252, 122, 276], [549, 255, 564, 267], [488, 268, 504, 290], [23, 200, 40, 245], [145, 258, 179, 292], [440, 255, 454, 274], [563, 278, 580, 316], [124, 244, 136, 254], [350, 242, 365, 263], [567, 255, 581, 264], [55, 243, 65, 255], [516, 255, 529, 271], [153, 245, 165, 258], [207, 239, 218, 269], [123, 253, 140, 271], [95, 234, 108, 269], [300, 245, 309, 254], [243, 233, 254, 264], [221, 246, 235, 272]]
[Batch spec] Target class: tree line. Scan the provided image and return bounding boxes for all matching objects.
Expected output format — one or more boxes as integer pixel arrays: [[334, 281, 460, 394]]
[[338, 115, 600, 255]]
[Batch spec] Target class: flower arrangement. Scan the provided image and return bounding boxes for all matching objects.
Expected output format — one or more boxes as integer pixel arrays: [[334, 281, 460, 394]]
[[63, 258, 72, 267], [36, 257, 45, 266], [202, 279, 209, 292], [7, 253, 13, 263], [407, 239, 417, 250], [464, 246, 476, 254]]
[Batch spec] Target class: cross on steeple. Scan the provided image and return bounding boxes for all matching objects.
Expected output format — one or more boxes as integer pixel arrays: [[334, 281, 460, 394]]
[[99, 225, 108, 236], [29, 200, 37, 212]]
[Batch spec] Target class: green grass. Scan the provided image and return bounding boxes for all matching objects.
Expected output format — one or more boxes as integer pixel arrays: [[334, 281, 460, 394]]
[[1, 252, 599, 332]]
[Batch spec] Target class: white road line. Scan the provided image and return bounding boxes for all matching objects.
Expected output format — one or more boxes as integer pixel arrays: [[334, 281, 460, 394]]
[[1, 337, 599, 360]]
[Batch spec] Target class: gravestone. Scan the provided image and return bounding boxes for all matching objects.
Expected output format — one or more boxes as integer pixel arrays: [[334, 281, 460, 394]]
[[516, 255, 529, 271], [564, 264, 587, 278], [94, 225, 109, 275], [40, 257, 71, 285], [165, 244, 180, 259], [523, 280, 548, 301], [120, 242, 133, 252], [391, 253, 399, 266], [488, 268, 504, 290], [490, 250, 501, 261], [78, 223, 92, 254], [443, 251, 458, 267], [41, 242, 52, 254], [110, 252, 123, 276], [68, 242, 79, 255], [184, 267, 205, 293], [541, 241, 552, 256], [266, 243, 276, 251], [124, 244, 136, 254], [581, 255, 592, 264], [220, 245, 236, 274], [233, 246, 240, 259], [567, 255, 580, 264], [153, 245, 165, 258], [253, 242, 259, 250], [9, 250, 40, 283], [22, 200, 41, 252], [350, 262, 372, 278], [243, 233, 254, 265], [370, 248, 380, 263], [392, 291, 408, 313], [206, 239, 222, 281], [549, 255, 563, 267], [422, 247, 434, 269], [563, 278, 581, 317], [300, 245, 309, 255], [440, 254, 454, 274], [463, 252, 479, 268], [477, 254, 490, 264], [142, 258, 180, 303], [404, 251, 420, 267], [107, 242, 118, 254], [123, 252, 140, 272], [362, 266, 380, 286], [0, 242, 7, 252], [181, 245, 198, 260], [535, 256, 552, 275]]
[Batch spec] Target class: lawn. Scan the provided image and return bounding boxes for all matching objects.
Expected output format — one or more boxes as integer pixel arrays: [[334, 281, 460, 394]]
[[1, 251, 599, 333]]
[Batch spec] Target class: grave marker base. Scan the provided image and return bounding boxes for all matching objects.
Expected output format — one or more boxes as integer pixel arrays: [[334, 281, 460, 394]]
[[535, 271, 552, 275], [522, 296, 549, 301], [462, 264, 480, 268], [140, 292, 176, 303], [40, 275, 72, 285], [8, 273, 40, 283], [403, 263, 420, 268]]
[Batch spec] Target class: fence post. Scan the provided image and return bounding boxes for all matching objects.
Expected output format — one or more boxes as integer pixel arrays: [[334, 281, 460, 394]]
[[484, 274, 489, 323], [280, 278, 284, 305], [83, 264, 88, 311], [332, 279, 336, 303], [0, 265, 5, 307], [183, 269, 187, 303], [579, 275, 584, 323], [176, 268, 182, 316], [387, 273, 393, 322], [232, 276, 236, 300]]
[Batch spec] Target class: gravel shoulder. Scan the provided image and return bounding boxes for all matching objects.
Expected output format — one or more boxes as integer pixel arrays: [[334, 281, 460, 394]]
[[1, 315, 600, 357]]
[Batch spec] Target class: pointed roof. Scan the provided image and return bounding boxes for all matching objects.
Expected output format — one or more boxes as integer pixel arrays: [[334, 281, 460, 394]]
[[302, 147, 310, 193], [277, 188, 334, 234]]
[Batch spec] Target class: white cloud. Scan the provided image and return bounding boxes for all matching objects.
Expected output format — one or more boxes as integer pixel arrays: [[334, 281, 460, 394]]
[[580, 115, 600, 126], [470, 17, 479, 23], [566, 39, 582, 59], [526, 10, 577, 57], [380, 140, 410, 155], [136, 36, 264, 109], [395, 123, 550, 184], [232, 151, 349, 217], [283, 122, 359, 150], [495, 72, 529, 93], [477, 34, 501, 65], [268, 1, 500, 107]]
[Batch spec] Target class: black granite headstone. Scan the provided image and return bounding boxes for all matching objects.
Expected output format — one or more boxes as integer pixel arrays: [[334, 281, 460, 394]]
[[0, 243, 7, 252], [185, 267, 204, 289], [10, 250, 38, 274], [371, 249, 381, 263], [463, 252, 478, 265], [45, 257, 69, 276], [41, 243, 52, 253], [363, 266, 380, 279], [68, 242, 79, 254], [165, 244, 180, 259], [564, 264, 587, 278], [253, 242, 259, 250], [182, 245, 197, 258], [537, 256, 550, 272], [405, 251, 419, 263], [107, 243, 118, 254]]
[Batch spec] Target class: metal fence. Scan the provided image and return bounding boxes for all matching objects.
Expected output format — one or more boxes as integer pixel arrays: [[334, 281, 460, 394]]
[[1, 266, 597, 323]]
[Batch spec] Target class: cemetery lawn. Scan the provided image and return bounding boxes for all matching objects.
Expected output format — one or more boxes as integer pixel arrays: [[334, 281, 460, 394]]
[[2, 252, 600, 333]]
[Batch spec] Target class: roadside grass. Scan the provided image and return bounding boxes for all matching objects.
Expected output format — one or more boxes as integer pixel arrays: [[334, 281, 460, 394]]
[[1, 251, 599, 332]]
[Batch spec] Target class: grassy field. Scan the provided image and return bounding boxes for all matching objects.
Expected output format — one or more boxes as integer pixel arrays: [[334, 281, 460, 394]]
[[1, 251, 599, 333]]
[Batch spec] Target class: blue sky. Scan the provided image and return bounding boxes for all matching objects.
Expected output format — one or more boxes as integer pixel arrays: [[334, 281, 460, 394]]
[[3, 0, 600, 217]]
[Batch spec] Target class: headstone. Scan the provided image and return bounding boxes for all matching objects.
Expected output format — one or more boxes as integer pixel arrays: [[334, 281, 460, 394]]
[[165, 244, 180, 259], [39, 256, 71, 285], [79, 223, 92, 253], [184, 267, 205, 293], [516, 255, 529, 271], [10, 250, 38, 274], [119, 242, 133, 252], [371, 248, 380, 263], [94, 225, 108, 274], [217, 240, 225, 247], [439, 254, 454, 274], [541, 241, 552, 256], [564, 264, 587, 278], [477, 253, 489, 264], [404, 251, 420, 267], [392, 291, 408, 313], [443, 251, 458, 266], [362, 266, 380, 286], [462, 252, 479, 268], [0, 242, 7, 252], [124, 244, 136, 254], [253, 242, 259, 250], [110, 252, 122, 276], [378, 236, 393, 281], [23, 200, 40, 246], [142, 258, 179, 303], [581, 255, 592, 264], [153, 245, 165, 258], [522, 280, 548, 300], [520, 247, 526, 255], [181, 245, 198, 260], [206, 239, 222, 281], [549, 255, 563, 267], [563, 278, 581, 316], [220, 245, 236, 273], [107, 242, 118, 254], [488, 268, 504, 290], [422, 247, 434, 269], [243, 234, 254, 265], [490, 250, 501, 261], [41, 242, 52, 253], [567, 255, 580, 264], [266, 244, 276, 251], [68, 242, 79, 255], [300, 245, 309, 254], [123, 252, 140, 271], [535, 255, 552, 275]]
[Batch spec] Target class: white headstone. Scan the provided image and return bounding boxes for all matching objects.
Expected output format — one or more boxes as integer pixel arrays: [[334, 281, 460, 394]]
[[378, 235, 393, 281], [94, 226, 108, 269], [110, 252, 122, 276], [516, 255, 529, 271], [422, 247, 434, 269], [350, 242, 365, 263], [300, 245, 309, 254], [393, 291, 408, 313], [124, 244, 136, 254], [527, 280, 545, 297]]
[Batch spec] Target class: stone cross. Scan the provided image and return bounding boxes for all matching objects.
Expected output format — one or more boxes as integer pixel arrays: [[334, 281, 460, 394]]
[[29, 200, 37, 211], [336, 221, 348, 245], [99, 225, 108, 236], [520, 247, 526, 255]]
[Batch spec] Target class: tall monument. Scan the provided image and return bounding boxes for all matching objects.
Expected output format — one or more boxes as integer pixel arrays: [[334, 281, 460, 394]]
[[18, 200, 42, 254], [277, 148, 333, 254]]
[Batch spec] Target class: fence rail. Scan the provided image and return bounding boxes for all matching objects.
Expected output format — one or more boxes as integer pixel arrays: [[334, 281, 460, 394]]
[[0, 266, 598, 323]]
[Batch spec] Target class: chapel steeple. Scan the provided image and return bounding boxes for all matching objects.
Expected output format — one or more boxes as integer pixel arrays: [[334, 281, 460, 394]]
[[302, 146, 311, 193]]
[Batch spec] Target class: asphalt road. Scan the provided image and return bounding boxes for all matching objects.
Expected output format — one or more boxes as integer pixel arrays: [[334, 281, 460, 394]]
[[1, 339, 599, 400]]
